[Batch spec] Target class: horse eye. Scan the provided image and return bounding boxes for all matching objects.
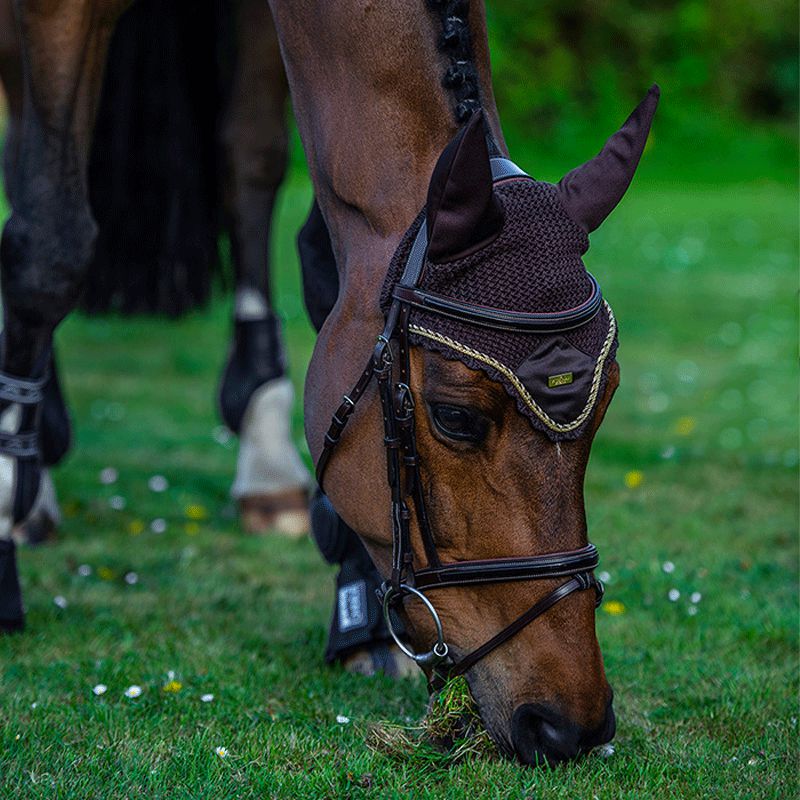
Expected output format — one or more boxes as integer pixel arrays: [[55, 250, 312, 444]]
[[431, 404, 488, 443]]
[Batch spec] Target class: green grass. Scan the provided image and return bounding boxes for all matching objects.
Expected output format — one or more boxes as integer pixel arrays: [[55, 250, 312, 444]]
[[0, 133, 797, 798]]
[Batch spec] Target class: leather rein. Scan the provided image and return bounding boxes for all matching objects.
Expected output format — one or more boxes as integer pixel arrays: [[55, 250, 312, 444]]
[[315, 158, 605, 690]]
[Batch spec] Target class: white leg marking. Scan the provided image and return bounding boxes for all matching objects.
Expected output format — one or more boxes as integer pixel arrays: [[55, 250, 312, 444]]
[[235, 288, 269, 320], [231, 377, 311, 499], [0, 404, 21, 540], [12, 468, 60, 546]]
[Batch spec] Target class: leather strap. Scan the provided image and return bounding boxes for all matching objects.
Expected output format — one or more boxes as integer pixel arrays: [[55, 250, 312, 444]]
[[0, 370, 47, 459], [414, 543, 599, 590], [315, 356, 375, 488], [0, 371, 46, 405], [0, 431, 38, 458], [393, 276, 602, 333], [439, 572, 602, 685], [489, 157, 529, 181]]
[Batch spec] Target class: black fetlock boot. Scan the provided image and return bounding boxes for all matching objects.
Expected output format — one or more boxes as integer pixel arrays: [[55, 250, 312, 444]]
[[0, 539, 24, 633], [310, 489, 417, 678]]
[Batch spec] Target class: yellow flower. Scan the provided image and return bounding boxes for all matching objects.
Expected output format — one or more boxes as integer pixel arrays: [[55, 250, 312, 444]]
[[624, 470, 644, 489], [97, 566, 115, 581], [184, 522, 200, 536], [128, 519, 145, 535], [162, 681, 182, 693], [185, 504, 208, 521], [603, 601, 626, 616], [674, 416, 696, 436]]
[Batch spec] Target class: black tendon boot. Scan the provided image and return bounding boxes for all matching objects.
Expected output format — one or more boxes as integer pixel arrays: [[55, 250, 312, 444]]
[[218, 311, 286, 435], [310, 489, 417, 678]]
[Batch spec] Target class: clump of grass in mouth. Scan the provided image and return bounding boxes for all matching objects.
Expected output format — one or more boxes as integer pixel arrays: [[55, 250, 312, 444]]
[[368, 676, 498, 765]]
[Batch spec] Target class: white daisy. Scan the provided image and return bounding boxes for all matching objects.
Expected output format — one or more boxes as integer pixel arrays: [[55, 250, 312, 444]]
[[99, 467, 118, 485], [148, 475, 169, 493]]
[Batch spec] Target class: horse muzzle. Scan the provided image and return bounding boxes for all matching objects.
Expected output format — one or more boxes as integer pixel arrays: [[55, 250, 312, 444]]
[[510, 693, 616, 766]]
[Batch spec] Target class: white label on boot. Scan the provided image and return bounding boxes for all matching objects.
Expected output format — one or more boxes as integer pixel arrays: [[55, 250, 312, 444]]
[[338, 580, 367, 632]]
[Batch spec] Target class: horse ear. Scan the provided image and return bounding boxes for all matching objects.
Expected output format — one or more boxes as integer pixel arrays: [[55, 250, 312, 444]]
[[426, 110, 504, 263], [557, 85, 660, 233]]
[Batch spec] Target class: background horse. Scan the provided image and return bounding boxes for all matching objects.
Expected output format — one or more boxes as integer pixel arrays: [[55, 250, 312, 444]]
[[0, 0, 417, 677], [2, 0, 656, 764], [0, 0, 311, 541]]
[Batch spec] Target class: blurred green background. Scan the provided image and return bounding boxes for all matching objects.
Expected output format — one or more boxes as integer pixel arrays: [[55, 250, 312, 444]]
[[487, 0, 797, 182]]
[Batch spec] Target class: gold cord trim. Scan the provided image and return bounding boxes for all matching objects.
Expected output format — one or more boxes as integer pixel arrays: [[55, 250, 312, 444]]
[[409, 301, 617, 433]]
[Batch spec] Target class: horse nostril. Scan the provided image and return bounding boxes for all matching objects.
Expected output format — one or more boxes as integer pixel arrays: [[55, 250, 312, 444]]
[[511, 704, 581, 765], [538, 718, 581, 762], [511, 702, 613, 766]]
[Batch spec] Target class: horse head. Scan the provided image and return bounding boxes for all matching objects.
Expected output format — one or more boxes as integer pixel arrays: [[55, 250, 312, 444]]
[[321, 85, 658, 764]]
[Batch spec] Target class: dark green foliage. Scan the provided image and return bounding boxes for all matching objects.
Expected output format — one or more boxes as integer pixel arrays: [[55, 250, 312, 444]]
[[487, 0, 798, 138]]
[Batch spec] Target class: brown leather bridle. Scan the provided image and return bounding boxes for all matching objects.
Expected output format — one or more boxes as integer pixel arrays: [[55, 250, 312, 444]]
[[316, 158, 605, 690]]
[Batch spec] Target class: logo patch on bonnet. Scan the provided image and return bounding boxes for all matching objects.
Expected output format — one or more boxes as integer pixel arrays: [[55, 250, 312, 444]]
[[547, 372, 574, 388], [517, 338, 596, 424]]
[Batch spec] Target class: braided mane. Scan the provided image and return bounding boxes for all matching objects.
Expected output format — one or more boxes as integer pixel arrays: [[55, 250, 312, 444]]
[[426, 0, 483, 123]]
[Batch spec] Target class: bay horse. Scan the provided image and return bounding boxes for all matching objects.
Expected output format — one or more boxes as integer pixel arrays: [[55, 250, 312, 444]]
[[0, 0, 657, 764]]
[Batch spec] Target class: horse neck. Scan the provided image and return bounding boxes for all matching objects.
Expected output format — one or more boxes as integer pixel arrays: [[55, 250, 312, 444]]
[[269, 0, 505, 462], [271, 1, 504, 320]]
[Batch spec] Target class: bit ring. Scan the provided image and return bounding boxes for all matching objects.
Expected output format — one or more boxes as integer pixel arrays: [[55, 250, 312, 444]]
[[382, 583, 449, 668]]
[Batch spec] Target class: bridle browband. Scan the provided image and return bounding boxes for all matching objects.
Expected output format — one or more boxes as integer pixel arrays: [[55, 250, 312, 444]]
[[316, 158, 605, 690]]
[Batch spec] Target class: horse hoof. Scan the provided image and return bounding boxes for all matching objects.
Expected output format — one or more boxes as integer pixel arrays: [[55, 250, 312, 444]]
[[12, 511, 58, 547], [343, 644, 420, 680], [239, 488, 310, 537]]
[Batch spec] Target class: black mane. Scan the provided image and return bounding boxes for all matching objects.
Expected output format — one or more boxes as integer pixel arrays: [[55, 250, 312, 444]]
[[426, 0, 483, 123]]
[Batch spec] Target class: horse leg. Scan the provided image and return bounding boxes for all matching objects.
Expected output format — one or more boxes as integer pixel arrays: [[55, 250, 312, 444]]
[[0, 0, 125, 630], [218, 0, 310, 536], [0, 0, 22, 206], [0, 11, 71, 548], [0, 25, 73, 543], [0, 28, 73, 544]]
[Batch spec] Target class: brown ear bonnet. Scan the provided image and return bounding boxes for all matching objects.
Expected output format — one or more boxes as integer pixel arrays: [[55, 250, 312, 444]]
[[380, 87, 659, 440]]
